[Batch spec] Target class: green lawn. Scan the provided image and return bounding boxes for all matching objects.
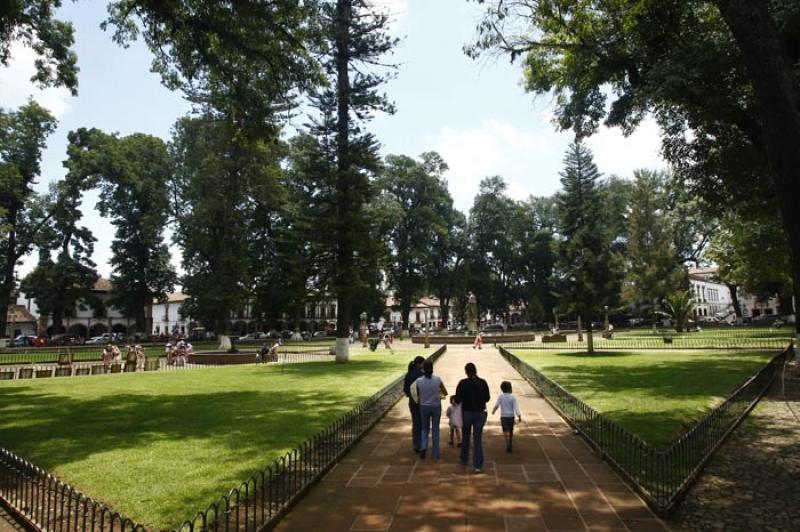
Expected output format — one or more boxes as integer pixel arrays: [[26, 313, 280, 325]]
[[514, 350, 775, 447], [0, 352, 415, 528]]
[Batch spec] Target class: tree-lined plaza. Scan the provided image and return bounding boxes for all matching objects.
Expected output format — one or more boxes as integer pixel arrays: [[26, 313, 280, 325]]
[[1, 1, 799, 531]]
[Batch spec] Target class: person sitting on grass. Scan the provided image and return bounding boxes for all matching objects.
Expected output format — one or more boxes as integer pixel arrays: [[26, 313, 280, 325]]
[[491, 381, 522, 452]]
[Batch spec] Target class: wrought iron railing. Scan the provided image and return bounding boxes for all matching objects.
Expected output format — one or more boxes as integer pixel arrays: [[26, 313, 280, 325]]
[[0, 345, 447, 531], [173, 344, 446, 531], [499, 345, 791, 515], [0, 448, 145, 531]]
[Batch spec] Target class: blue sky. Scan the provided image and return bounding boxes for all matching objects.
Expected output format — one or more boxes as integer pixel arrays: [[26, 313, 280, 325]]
[[1, 0, 664, 278]]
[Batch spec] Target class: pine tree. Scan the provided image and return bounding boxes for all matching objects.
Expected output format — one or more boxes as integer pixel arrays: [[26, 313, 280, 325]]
[[309, 0, 397, 362], [555, 142, 619, 353], [623, 169, 686, 327]]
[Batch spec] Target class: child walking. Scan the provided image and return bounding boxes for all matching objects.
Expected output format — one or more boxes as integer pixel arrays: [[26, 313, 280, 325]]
[[446, 395, 462, 447], [492, 381, 522, 452]]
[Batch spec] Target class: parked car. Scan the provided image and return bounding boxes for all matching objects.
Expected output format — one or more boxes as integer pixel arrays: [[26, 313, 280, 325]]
[[85, 335, 110, 344], [238, 332, 262, 341], [481, 323, 505, 333], [280, 330, 294, 339], [311, 331, 328, 339], [13, 335, 37, 347], [50, 334, 78, 346], [301, 331, 311, 341]]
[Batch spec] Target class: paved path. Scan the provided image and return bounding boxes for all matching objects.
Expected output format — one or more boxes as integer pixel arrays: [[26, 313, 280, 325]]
[[0, 505, 28, 532], [276, 345, 668, 531], [670, 362, 800, 532]]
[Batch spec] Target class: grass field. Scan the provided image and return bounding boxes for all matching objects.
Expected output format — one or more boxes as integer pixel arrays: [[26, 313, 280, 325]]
[[514, 350, 775, 447], [0, 352, 417, 528]]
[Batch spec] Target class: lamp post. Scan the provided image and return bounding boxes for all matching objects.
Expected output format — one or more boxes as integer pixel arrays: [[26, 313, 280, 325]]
[[553, 308, 559, 332], [360, 312, 367, 348], [604, 305, 609, 332], [424, 309, 430, 349]]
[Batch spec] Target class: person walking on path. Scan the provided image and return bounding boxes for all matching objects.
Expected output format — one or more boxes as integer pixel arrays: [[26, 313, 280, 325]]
[[454, 362, 490, 473], [492, 380, 522, 452], [403, 356, 425, 452], [411, 360, 448, 460], [446, 395, 462, 447]]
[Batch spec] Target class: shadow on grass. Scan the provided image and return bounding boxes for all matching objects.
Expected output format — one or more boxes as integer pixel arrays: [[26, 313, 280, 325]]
[[524, 353, 771, 446], [0, 359, 405, 527]]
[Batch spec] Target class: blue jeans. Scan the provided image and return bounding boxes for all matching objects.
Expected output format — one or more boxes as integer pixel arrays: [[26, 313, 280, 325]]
[[408, 400, 421, 450], [419, 404, 442, 459], [460, 410, 487, 469]]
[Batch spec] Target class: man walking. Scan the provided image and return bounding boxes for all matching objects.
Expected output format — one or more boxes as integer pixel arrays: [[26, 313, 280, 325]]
[[454, 362, 491, 473], [403, 356, 425, 452]]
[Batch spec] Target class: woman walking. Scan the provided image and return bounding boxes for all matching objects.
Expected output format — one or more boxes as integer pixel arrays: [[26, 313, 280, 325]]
[[454, 363, 491, 473], [411, 360, 448, 460]]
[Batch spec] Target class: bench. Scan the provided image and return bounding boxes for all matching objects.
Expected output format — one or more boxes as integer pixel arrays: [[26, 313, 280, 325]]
[[35, 369, 53, 378], [18, 368, 33, 379], [75, 367, 91, 376], [57, 352, 73, 366], [91, 365, 105, 375], [54, 367, 71, 377], [0, 371, 14, 380]]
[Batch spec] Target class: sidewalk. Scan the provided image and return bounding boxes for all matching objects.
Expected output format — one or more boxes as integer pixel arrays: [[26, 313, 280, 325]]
[[275, 345, 668, 531]]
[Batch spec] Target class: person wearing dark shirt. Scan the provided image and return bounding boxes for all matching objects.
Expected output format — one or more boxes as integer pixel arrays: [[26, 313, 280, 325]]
[[403, 356, 425, 452], [454, 362, 491, 472]]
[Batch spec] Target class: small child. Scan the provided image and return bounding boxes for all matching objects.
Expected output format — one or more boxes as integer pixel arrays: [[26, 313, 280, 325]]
[[492, 381, 522, 452], [446, 395, 462, 447], [472, 332, 483, 350]]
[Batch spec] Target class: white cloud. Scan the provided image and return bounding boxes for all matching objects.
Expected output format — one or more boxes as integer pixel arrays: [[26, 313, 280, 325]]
[[431, 116, 666, 212], [0, 42, 72, 117], [431, 120, 557, 211], [583, 116, 666, 178]]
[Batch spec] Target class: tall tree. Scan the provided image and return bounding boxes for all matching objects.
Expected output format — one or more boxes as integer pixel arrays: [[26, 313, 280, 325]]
[[380, 153, 451, 332], [623, 169, 686, 325], [555, 142, 619, 353], [62, 128, 177, 333], [169, 115, 269, 335], [20, 180, 98, 335], [467, 176, 520, 324], [515, 199, 556, 324], [0, 100, 58, 338], [309, 0, 396, 362], [467, 0, 800, 342]]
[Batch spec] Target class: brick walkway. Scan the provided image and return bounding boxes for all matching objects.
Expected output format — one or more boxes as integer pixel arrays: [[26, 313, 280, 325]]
[[275, 345, 668, 531]]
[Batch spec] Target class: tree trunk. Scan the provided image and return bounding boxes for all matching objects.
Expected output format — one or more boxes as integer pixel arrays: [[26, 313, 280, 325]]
[[716, 0, 800, 346], [727, 283, 742, 322], [587, 319, 594, 354], [0, 221, 19, 339], [577, 315, 583, 342], [333, 0, 353, 363], [400, 299, 412, 333]]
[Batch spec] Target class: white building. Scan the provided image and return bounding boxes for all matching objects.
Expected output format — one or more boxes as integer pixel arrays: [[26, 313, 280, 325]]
[[386, 296, 451, 330], [688, 267, 781, 321]]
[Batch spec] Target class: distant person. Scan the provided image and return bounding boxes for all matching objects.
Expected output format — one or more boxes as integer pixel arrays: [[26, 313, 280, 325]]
[[492, 381, 522, 452], [446, 395, 462, 447], [454, 362, 490, 473], [268, 340, 280, 362], [259, 342, 270, 364], [411, 360, 448, 460], [102, 343, 114, 372], [403, 356, 425, 453], [135, 345, 146, 371], [472, 332, 483, 350]]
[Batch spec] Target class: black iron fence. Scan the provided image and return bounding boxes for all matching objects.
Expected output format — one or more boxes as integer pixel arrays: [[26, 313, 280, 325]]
[[0, 345, 447, 531], [173, 344, 446, 532], [0, 448, 145, 531], [502, 336, 788, 351], [499, 345, 792, 515]]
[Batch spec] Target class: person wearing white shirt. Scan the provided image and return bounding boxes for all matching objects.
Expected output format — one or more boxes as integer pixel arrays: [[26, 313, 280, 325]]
[[491, 381, 522, 452]]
